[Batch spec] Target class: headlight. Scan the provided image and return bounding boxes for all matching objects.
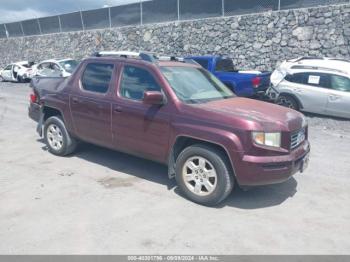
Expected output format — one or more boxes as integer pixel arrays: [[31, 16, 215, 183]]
[[252, 132, 281, 148], [301, 114, 308, 128]]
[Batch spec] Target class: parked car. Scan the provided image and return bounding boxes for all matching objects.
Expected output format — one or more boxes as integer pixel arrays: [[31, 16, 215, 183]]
[[0, 61, 35, 82], [33, 59, 79, 77], [268, 57, 350, 119], [28, 51, 310, 206], [186, 55, 271, 97]]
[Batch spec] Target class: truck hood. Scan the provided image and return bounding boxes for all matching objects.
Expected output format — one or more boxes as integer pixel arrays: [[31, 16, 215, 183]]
[[193, 97, 305, 132]]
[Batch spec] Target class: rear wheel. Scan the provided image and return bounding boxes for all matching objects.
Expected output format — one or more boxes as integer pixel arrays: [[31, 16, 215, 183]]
[[175, 144, 234, 206], [44, 116, 77, 156], [277, 95, 299, 111]]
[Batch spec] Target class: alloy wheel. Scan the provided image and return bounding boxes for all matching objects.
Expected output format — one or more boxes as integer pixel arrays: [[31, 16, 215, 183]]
[[182, 156, 217, 196], [46, 124, 63, 151]]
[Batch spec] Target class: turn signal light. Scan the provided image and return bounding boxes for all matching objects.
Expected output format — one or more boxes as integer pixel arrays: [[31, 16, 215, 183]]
[[30, 93, 37, 103]]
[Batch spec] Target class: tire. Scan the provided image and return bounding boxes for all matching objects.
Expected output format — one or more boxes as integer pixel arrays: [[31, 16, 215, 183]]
[[175, 144, 234, 206], [277, 95, 299, 111], [44, 116, 77, 156], [17, 76, 24, 83]]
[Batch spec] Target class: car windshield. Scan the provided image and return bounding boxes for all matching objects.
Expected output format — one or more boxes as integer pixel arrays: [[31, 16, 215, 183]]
[[161, 66, 235, 104], [59, 60, 79, 73]]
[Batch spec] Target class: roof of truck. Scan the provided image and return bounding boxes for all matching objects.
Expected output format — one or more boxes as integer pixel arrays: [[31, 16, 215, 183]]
[[84, 56, 200, 68]]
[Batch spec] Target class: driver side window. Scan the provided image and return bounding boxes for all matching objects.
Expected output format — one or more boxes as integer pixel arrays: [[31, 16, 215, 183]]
[[120, 65, 161, 101]]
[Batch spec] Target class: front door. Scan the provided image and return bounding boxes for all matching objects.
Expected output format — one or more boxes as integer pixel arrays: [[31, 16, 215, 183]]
[[70, 62, 115, 146], [2, 65, 13, 81], [112, 64, 171, 162]]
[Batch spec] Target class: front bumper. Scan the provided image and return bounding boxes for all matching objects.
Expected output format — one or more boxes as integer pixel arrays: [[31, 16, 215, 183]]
[[235, 140, 310, 186]]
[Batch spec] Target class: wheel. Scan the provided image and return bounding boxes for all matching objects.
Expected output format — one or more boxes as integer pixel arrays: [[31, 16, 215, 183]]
[[277, 95, 299, 111], [175, 144, 234, 206], [0, 75, 3, 82], [17, 75, 25, 83], [44, 116, 77, 156]]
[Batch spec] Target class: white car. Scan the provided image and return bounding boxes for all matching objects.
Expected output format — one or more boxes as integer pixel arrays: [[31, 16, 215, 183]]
[[33, 59, 79, 77], [0, 61, 36, 83], [268, 57, 350, 119]]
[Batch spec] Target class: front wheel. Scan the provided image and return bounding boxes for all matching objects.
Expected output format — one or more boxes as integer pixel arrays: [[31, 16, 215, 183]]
[[175, 144, 234, 206], [44, 116, 77, 156]]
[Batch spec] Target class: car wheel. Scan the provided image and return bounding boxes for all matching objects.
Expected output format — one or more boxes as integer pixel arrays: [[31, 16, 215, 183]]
[[277, 95, 299, 111], [17, 76, 24, 83], [44, 116, 77, 156], [175, 144, 234, 206], [0, 75, 3, 82]]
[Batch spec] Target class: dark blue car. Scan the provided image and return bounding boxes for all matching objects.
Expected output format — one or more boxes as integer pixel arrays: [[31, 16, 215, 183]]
[[186, 56, 271, 97]]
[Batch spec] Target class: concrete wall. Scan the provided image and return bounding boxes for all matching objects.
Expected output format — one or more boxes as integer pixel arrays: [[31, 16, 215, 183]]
[[0, 4, 349, 71]]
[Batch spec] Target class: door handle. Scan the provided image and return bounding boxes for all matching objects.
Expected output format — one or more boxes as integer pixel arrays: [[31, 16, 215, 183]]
[[329, 94, 341, 101], [113, 106, 123, 113]]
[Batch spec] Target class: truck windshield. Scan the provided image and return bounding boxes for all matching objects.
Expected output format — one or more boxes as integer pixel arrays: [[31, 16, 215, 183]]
[[161, 66, 235, 104]]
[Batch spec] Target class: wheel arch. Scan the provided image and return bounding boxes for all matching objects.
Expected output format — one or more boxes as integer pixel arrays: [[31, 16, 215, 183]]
[[278, 92, 304, 109], [42, 106, 63, 121], [167, 136, 236, 179]]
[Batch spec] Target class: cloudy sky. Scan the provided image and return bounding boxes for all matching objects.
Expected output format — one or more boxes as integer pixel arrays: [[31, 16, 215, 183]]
[[0, 0, 142, 23]]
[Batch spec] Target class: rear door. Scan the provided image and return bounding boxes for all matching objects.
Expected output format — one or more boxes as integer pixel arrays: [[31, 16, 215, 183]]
[[70, 62, 116, 146], [282, 72, 329, 114], [112, 63, 171, 162], [325, 74, 350, 118]]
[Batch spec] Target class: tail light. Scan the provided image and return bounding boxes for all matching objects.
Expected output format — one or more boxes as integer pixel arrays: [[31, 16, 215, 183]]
[[30, 93, 38, 103], [252, 77, 261, 88]]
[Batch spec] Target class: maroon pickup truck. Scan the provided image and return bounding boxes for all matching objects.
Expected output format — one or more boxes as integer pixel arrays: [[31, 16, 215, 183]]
[[28, 52, 310, 206]]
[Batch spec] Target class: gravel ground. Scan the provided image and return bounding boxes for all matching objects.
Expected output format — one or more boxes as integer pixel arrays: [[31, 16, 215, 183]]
[[0, 82, 350, 255]]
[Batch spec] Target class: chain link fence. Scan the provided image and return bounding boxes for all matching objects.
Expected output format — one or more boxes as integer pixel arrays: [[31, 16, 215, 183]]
[[0, 0, 348, 38]]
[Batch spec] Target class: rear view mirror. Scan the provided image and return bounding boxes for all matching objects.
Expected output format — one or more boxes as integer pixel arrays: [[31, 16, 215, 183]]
[[143, 91, 165, 105]]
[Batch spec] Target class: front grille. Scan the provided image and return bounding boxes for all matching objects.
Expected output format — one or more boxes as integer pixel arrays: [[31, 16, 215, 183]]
[[290, 128, 306, 150]]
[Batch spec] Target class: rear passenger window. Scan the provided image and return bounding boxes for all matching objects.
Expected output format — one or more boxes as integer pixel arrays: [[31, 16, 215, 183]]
[[215, 59, 236, 72], [81, 63, 114, 93], [285, 72, 330, 88], [285, 73, 307, 84], [305, 73, 330, 88], [120, 65, 161, 100]]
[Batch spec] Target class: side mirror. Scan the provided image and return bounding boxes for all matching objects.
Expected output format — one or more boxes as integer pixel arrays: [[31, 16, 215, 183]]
[[143, 91, 165, 105]]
